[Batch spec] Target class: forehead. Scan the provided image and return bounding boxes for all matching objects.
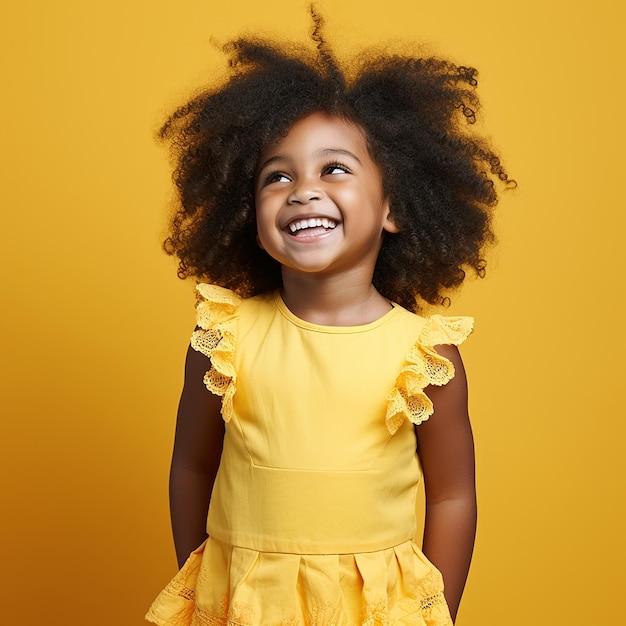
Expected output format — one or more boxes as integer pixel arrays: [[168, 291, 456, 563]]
[[259, 111, 371, 162]]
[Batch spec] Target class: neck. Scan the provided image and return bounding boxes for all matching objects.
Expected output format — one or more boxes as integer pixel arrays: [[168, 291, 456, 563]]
[[280, 270, 392, 326]]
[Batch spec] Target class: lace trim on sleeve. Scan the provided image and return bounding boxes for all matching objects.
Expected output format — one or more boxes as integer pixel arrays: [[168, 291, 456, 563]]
[[385, 315, 474, 435], [190, 283, 241, 423]]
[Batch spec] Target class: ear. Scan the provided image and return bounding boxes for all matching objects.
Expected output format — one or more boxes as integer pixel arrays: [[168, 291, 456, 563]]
[[382, 199, 400, 234]]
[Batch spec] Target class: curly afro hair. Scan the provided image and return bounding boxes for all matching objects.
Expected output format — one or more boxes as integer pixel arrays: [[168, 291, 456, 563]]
[[159, 8, 513, 312]]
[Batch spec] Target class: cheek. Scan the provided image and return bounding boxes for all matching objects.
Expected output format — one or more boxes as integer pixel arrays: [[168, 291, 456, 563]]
[[254, 203, 277, 249], [254, 222, 274, 255], [334, 188, 361, 212], [254, 196, 269, 230]]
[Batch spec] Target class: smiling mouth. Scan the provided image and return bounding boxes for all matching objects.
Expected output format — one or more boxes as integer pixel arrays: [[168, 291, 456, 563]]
[[287, 217, 338, 234]]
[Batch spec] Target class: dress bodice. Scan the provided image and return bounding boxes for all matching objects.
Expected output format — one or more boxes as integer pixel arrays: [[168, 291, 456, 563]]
[[191, 286, 473, 554]]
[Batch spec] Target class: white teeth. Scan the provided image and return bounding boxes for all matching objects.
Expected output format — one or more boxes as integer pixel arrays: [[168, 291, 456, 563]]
[[287, 218, 337, 232]]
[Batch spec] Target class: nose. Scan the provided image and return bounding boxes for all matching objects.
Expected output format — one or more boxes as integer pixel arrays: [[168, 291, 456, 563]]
[[287, 179, 322, 205]]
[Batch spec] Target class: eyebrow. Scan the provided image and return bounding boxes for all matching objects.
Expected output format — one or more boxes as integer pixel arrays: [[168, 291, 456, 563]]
[[257, 148, 362, 172], [319, 148, 362, 163]]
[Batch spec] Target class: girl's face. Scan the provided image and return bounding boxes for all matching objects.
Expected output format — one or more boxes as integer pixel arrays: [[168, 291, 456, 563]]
[[254, 111, 398, 281]]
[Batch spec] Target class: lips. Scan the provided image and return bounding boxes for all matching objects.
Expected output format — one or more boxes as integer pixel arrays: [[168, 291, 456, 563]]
[[286, 217, 338, 234]]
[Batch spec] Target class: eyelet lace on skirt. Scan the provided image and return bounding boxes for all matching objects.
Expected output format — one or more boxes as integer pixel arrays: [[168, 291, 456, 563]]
[[145, 538, 453, 626], [385, 315, 474, 435], [190, 283, 241, 423]]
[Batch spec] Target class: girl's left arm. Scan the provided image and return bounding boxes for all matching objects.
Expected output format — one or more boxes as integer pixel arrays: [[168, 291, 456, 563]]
[[416, 344, 477, 623]]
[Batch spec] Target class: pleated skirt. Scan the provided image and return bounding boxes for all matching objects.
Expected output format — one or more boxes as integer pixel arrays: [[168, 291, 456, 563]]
[[146, 537, 453, 626]]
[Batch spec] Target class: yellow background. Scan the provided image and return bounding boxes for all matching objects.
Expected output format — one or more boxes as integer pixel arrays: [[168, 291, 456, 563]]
[[1, 1, 624, 624]]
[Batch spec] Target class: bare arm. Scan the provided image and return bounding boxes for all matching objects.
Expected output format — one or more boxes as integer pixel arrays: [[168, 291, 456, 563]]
[[416, 344, 476, 623], [169, 343, 225, 568]]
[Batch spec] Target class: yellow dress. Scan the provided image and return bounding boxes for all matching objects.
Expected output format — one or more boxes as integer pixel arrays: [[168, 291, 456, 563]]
[[146, 284, 473, 626]]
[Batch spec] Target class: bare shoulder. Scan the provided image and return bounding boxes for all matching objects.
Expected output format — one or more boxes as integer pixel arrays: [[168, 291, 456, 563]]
[[424, 344, 468, 411]]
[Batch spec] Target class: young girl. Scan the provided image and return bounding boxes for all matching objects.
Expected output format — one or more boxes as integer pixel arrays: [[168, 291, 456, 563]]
[[146, 10, 511, 626]]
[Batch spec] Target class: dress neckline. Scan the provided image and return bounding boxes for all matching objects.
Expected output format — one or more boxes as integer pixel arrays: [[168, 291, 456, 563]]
[[272, 290, 402, 334]]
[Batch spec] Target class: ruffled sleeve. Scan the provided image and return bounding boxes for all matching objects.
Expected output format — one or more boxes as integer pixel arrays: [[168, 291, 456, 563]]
[[190, 283, 241, 423], [385, 315, 474, 435]]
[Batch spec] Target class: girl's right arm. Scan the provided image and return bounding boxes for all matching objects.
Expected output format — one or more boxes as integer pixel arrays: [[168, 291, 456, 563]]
[[169, 344, 225, 569]]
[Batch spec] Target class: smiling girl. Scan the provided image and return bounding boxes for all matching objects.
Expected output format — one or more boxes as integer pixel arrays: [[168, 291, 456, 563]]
[[255, 111, 399, 324], [146, 10, 512, 626]]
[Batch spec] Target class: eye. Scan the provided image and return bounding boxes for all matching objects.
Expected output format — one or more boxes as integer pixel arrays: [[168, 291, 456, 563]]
[[322, 162, 351, 175], [262, 171, 291, 186]]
